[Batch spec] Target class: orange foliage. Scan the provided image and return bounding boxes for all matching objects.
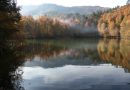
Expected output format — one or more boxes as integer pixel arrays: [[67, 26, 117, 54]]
[[97, 39, 130, 71], [98, 5, 130, 38]]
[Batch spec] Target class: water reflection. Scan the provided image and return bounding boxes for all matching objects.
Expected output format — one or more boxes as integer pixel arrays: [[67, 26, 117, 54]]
[[22, 39, 101, 68], [1, 39, 130, 90], [22, 65, 130, 90], [21, 39, 130, 90], [97, 39, 130, 72]]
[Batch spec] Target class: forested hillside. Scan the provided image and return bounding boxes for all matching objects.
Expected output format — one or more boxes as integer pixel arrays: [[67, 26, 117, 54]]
[[98, 5, 130, 38], [21, 4, 108, 16], [21, 8, 113, 38]]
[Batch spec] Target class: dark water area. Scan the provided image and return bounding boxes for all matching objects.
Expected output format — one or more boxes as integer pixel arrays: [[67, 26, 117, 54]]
[[0, 39, 130, 90]]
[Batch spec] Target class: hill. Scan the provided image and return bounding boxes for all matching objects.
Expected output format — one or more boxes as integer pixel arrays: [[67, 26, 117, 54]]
[[21, 4, 109, 16], [98, 4, 130, 38]]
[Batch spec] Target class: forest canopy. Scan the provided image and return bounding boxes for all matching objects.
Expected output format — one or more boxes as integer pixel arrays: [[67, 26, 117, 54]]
[[98, 5, 130, 38]]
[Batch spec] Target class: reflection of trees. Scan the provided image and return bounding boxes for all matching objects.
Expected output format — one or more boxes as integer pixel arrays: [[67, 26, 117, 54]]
[[0, 41, 25, 90], [18, 40, 104, 69], [97, 39, 130, 72], [22, 40, 102, 66], [23, 41, 68, 60], [66, 48, 101, 64]]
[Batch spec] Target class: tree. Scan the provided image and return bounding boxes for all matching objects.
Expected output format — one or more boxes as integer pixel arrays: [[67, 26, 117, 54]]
[[0, 0, 21, 40]]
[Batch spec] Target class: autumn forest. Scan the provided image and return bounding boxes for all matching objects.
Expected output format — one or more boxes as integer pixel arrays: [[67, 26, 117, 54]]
[[1, 0, 130, 40], [1, 0, 130, 90]]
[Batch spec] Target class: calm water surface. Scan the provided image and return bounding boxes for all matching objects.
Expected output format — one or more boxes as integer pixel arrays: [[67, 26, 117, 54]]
[[0, 39, 130, 90]]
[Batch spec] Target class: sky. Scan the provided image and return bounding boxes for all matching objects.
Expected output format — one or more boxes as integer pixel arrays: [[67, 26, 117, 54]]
[[17, 0, 127, 8]]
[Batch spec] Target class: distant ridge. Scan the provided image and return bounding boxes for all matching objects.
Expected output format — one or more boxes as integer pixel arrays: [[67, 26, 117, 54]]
[[21, 4, 109, 16]]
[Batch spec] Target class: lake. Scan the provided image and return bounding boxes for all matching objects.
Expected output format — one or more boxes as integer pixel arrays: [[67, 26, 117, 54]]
[[0, 39, 130, 90]]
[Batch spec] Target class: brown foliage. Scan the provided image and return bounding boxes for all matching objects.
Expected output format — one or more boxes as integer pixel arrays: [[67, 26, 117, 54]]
[[22, 16, 71, 38]]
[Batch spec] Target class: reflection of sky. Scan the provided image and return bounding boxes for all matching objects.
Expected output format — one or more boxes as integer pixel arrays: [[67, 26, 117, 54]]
[[21, 65, 130, 90]]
